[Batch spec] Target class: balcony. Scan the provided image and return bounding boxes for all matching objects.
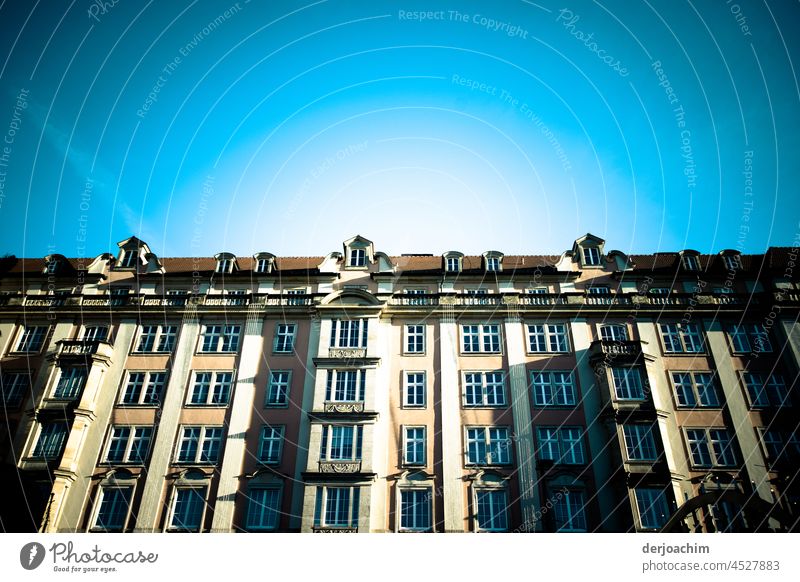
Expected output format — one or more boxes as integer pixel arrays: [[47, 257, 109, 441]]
[[323, 401, 365, 414], [388, 294, 439, 306], [55, 340, 114, 361], [518, 293, 568, 306], [588, 340, 643, 363], [327, 347, 367, 359], [318, 461, 362, 474], [203, 294, 251, 306]]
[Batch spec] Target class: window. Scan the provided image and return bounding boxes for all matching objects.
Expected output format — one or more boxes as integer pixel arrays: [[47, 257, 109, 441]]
[[761, 430, 784, 462], [109, 288, 130, 306], [527, 323, 569, 352], [742, 372, 789, 408], [216, 258, 233, 273], [635, 488, 670, 529], [554, 491, 587, 532], [400, 489, 432, 531], [348, 248, 366, 267], [536, 427, 585, 464], [199, 324, 241, 353], [330, 319, 367, 349], [599, 324, 628, 342], [659, 323, 704, 353], [247, 488, 281, 531], [187, 371, 233, 406], [649, 287, 671, 296], [119, 250, 138, 268], [284, 288, 307, 305], [320, 425, 363, 461], [32, 422, 68, 459], [273, 323, 297, 353], [93, 487, 132, 531], [685, 428, 737, 468], [169, 487, 207, 531], [313, 486, 360, 529], [176, 426, 223, 464], [404, 372, 426, 408], [445, 256, 460, 272], [463, 371, 506, 407], [403, 426, 426, 465], [465, 427, 512, 465], [258, 425, 284, 464], [15, 326, 47, 352], [104, 426, 153, 464], [611, 367, 645, 400], [486, 256, 500, 272], [582, 247, 601, 266], [622, 424, 659, 461], [722, 254, 741, 270], [0, 371, 30, 408], [461, 324, 501, 353], [588, 286, 610, 295], [120, 371, 166, 405], [325, 370, 365, 403], [266, 371, 291, 407], [134, 325, 178, 352], [729, 324, 772, 354], [531, 371, 576, 407], [82, 325, 108, 341], [682, 254, 700, 271], [53, 367, 87, 400], [403, 288, 426, 306], [405, 324, 425, 354], [671, 372, 719, 407], [475, 490, 508, 531]]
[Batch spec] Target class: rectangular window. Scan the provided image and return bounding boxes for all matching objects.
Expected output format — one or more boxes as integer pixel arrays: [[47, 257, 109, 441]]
[[682, 254, 700, 270], [320, 425, 363, 461], [405, 324, 425, 354], [404, 372, 426, 408], [400, 489, 432, 531], [330, 319, 368, 348], [536, 427, 585, 464], [176, 426, 223, 464], [314, 486, 360, 528], [52, 367, 87, 400], [465, 427, 511, 465], [258, 425, 284, 464], [582, 247, 601, 266], [554, 491, 587, 532], [266, 371, 291, 407], [486, 257, 500, 272], [216, 259, 232, 273], [403, 288, 427, 306], [32, 422, 69, 459], [611, 367, 645, 400], [169, 487, 207, 531], [324, 369, 365, 403], [527, 323, 569, 352], [82, 325, 109, 341], [255, 258, 271, 273], [446, 257, 460, 272], [199, 324, 241, 353], [93, 487, 132, 531], [461, 324, 501, 353], [622, 424, 659, 461], [463, 371, 506, 407], [0, 371, 30, 408], [531, 371, 576, 407], [273, 323, 297, 353], [403, 426, 426, 466], [475, 490, 508, 531], [134, 325, 177, 353], [722, 255, 741, 270], [104, 426, 153, 464], [671, 372, 719, 407], [349, 248, 366, 267], [659, 323, 704, 353], [120, 371, 166, 405], [187, 371, 233, 406], [599, 324, 628, 341], [761, 430, 783, 462], [119, 250, 138, 268], [15, 326, 47, 352], [635, 488, 670, 529], [742, 372, 790, 408], [729, 324, 772, 354], [686, 428, 737, 468], [246, 488, 281, 531]]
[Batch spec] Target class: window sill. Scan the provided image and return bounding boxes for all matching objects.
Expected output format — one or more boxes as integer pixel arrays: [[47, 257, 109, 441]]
[[264, 403, 290, 409]]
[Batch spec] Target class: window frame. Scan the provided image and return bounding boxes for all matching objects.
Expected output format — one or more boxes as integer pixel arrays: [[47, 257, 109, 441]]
[[265, 370, 292, 407], [474, 488, 509, 532], [404, 324, 426, 354], [398, 487, 433, 532], [740, 371, 790, 409], [273, 322, 297, 354], [464, 426, 512, 466], [102, 425, 154, 465], [658, 322, 705, 354], [670, 371, 720, 408], [460, 323, 502, 354], [174, 426, 225, 465], [581, 246, 601, 266], [13, 325, 48, 353], [403, 371, 427, 409], [462, 371, 506, 408], [133, 324, 178, 353], [186, 370, 234, 407], [257, 425, 285, 465], [313, 486, 360, 529], [167, 485, 208, 532], [536, 426, 586, 465], [526, 323, 570, 353], [621, 423, 660, 462], [118, 370, 167, 406], [198, 323, 241, 354], [246, 486, 283, 531], [90, 485, 134, 532], [0, 371, 30, 408], [684, 427, 738, 469], [530, 370, 577, 407], [634, 488, 670, 530], [402, 425, 427, 466]]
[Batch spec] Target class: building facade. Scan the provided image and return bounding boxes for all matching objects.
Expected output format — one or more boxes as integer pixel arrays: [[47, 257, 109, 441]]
[[0, 234, 798, 533]]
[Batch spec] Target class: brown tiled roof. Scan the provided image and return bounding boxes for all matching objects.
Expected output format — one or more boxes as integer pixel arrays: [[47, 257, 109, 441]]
[[389, 255, 562, 273]]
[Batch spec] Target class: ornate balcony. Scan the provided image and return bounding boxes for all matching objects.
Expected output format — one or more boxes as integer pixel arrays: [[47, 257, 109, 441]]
[[588, 340, 643, 362], [55, 340, 114, 361], [318, 461, 362, 474], [323, 401, 365, 414]]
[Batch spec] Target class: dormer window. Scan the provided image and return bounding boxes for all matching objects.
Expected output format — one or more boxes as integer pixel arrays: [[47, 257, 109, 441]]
[[722, 254, 741, 271], [256, 259, 270, 273], [483, 252, 503, 273], [349, 248, 366, 267], [216, 259, 232, 273], [447, 257, 459, 272], [44, 259, 60, 274], [682, 254, 700, 271], [444, 252, 464, 273], [253, 253, 276, 274], [582, 247, 601, 266], [119, 250, 138, 268]]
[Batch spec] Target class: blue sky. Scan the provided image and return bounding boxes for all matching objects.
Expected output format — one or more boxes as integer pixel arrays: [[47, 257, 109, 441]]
[[0, 0, 798, 259]]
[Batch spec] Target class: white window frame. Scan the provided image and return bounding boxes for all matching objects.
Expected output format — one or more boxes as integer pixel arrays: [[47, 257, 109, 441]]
[[445, 256, 461, 273], [325, 369, 366, 403], [634, 488, 670, 530], [526, 323, 569, 353], [659, 322, 704, 353], [118, 249, 138, 269], [273, 323, 297, 353], [461, 324, 501, 354], [14, 325, 48, 353], [684, 427, 737, 468], [167, 485, 208, 532], [402, 426, 426, 466], [404, 324, 426, 354], [31, 422, 69, 459], [330, 319, 368, 349], [258, 425, 285, 465], [485, 256, 500, 272], [186, 371, 234, 406], [348, 248, 367, 267], [611, 367, 646, 401], [554, 490, 588, 532], [670, 371, 719, 407], [582, 246, 601, 266], [536, 426, 585, 465], [398, 488, 433, 532], [728, 324, 772, 354], [0, 371, 30, 408], [722, 254, 741, 271], [320, 424, 363, 462], [175, 426, 224, 465], [403, 371, 426, 408], [741, 372, 789, 408], [474, 488, 509, 532], [103, 425, 153, 465], [246, 486, 282, 531], [465, 426, 512, 466], [119, 371, 167, 405], [199, 324, 241, 353], [265, 371, 291, 407], [91, 485, 134, 532], [530, 371, 577, 407], [462, 371, 506, 407], [81, 325, 109, 341], [599, 324, 628, 342], [682, 254, 700, 271], [313, 486, 360, 529], [52, 366, 88, 400], [622, 424, 659, 462]]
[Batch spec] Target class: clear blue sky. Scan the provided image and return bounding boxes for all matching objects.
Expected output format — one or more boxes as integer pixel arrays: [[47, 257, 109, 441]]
[[0, 0, 798, 259]]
